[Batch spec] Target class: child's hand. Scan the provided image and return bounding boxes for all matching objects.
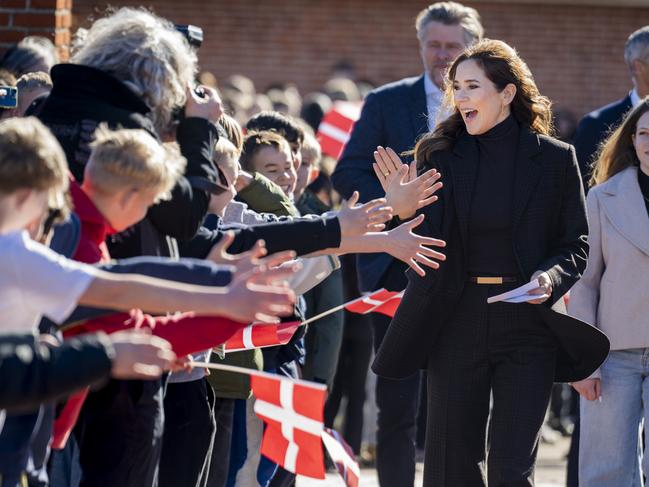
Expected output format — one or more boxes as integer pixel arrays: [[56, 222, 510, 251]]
[[208, 232, 267, 268], [109, 330, 177, 380], [337, 191, 393, 237], [207, 233, 297, 277], [386, 214, 446, 277], [223, 261, 301, 324]]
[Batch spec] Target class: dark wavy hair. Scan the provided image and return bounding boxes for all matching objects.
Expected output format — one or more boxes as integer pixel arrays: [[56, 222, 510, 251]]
[[414, 39, 553, 167]]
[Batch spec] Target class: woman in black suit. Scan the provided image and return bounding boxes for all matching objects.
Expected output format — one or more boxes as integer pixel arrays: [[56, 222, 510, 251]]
[[372, 39, 602, 486]]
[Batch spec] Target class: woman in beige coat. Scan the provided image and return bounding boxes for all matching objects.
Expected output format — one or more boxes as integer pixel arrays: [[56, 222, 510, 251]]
[[569, 98, 649, 486]]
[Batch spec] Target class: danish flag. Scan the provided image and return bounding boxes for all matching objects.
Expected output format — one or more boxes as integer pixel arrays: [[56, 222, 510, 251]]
[[321, 428, 360, 487], [224, 321, 301, 352], [251, 374, 327, 478], [317, 101, 362, 160], [344, 289, 404, 318]]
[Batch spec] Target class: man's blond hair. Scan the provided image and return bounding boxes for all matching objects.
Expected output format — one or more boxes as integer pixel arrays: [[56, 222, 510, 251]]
[[86, 125, 186, 202], [0, 117, 69, 213]]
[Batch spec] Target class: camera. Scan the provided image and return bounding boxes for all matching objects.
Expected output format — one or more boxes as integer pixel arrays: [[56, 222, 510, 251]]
[[175, 24, 203, 49], [0, 86, 18, 109]]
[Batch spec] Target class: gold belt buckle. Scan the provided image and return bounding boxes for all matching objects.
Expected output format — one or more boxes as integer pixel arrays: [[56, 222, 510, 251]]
[[476, 276, 503, 285]]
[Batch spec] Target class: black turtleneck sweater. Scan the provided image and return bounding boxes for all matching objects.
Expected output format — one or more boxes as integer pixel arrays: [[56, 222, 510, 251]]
[[467, 114, 520, 276], [638, 167, 649, 216]]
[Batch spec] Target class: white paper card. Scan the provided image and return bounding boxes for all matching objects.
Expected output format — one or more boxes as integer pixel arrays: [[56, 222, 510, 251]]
[[487, 279, 540, 304]]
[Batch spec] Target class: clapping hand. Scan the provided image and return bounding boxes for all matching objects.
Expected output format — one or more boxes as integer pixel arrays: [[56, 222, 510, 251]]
[[373, 146, 443, 219], [337, 191, 393, 237], [386, 214, 446, 276]]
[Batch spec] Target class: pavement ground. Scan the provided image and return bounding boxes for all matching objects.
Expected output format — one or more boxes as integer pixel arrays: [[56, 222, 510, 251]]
[[297, 435, 571, 487]]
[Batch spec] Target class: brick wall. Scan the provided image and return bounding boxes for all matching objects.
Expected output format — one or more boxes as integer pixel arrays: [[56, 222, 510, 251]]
[[69, 0, 649, 120], [0, 0, 72, 61]]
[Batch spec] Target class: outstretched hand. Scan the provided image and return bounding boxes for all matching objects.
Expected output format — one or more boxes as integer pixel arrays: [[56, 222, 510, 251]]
[[337, 191, 393, 237], [208, 232, 267, 270], [373, 147, 442, 219], [109, 330, 178, 380], [386, 214, 446, 277], [225, 261, 301, 324]]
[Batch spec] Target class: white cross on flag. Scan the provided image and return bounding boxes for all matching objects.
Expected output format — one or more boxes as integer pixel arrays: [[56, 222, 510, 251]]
[[321, 428, 360, 487], [224, 320, 301, 353], [251, 374, 327, 479], [344, 289, 404, 318], [317, 101, 362, 160]]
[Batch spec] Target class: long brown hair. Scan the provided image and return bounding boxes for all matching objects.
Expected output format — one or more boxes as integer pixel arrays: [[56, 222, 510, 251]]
[[414, 39, 553, 167], [590, 100, 649, 186]]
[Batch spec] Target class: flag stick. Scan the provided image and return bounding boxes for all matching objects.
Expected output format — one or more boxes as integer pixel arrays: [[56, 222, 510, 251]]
[[299, 288, 387, 326], [188, 361, 327, 390]]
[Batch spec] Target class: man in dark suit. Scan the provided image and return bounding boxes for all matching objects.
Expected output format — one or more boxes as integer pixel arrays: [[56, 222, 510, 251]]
[[574, 25, 649, 185], [331, 3, 483, 485]]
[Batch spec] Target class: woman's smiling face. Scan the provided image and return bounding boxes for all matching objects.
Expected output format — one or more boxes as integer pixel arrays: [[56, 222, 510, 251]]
[[453, 59, 515, 135]]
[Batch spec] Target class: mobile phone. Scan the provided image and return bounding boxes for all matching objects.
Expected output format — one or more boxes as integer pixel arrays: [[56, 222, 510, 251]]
[[0, 86, 17, 109]]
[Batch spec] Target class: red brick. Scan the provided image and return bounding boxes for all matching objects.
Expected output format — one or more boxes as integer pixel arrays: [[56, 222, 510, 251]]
[[24, 30, 54, 39], [0, 29, 29, 44], [68, 0, 649, 119], [0, 14, 10, 26], [0, 0, 26, 8], [29, 0, 58, 9], [12, 12, 56, 29]]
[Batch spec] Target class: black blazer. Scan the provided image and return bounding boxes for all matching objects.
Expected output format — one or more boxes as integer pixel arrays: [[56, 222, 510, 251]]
[[573, 95, 633, 187], [372, 127, 609, 383]]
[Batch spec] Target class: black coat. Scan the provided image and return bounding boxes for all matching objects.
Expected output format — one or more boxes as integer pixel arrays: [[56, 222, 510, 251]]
[[38, 64, 219, 258], [573, 95, 633, 186], [372, 127, 609, 383]]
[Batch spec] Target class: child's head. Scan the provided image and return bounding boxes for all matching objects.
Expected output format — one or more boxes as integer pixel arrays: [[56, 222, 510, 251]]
[[208, 137, 240, 217], [240, 130, 296, 197], [82, 125, 186, 231], [15, 71, 52, 116], [0, 117, 69, 237], [245, 111, 305, 177], [296, 130, 321, 200]]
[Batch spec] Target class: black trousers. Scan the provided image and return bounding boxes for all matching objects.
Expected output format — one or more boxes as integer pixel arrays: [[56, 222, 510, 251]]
[[159, 378, 216, 487], [373, 262, 422, 487], [206, 397, 235, 487], [74, 378, 165, 487], [324, 309, 373, 454], [424, 283, 557, 487]]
